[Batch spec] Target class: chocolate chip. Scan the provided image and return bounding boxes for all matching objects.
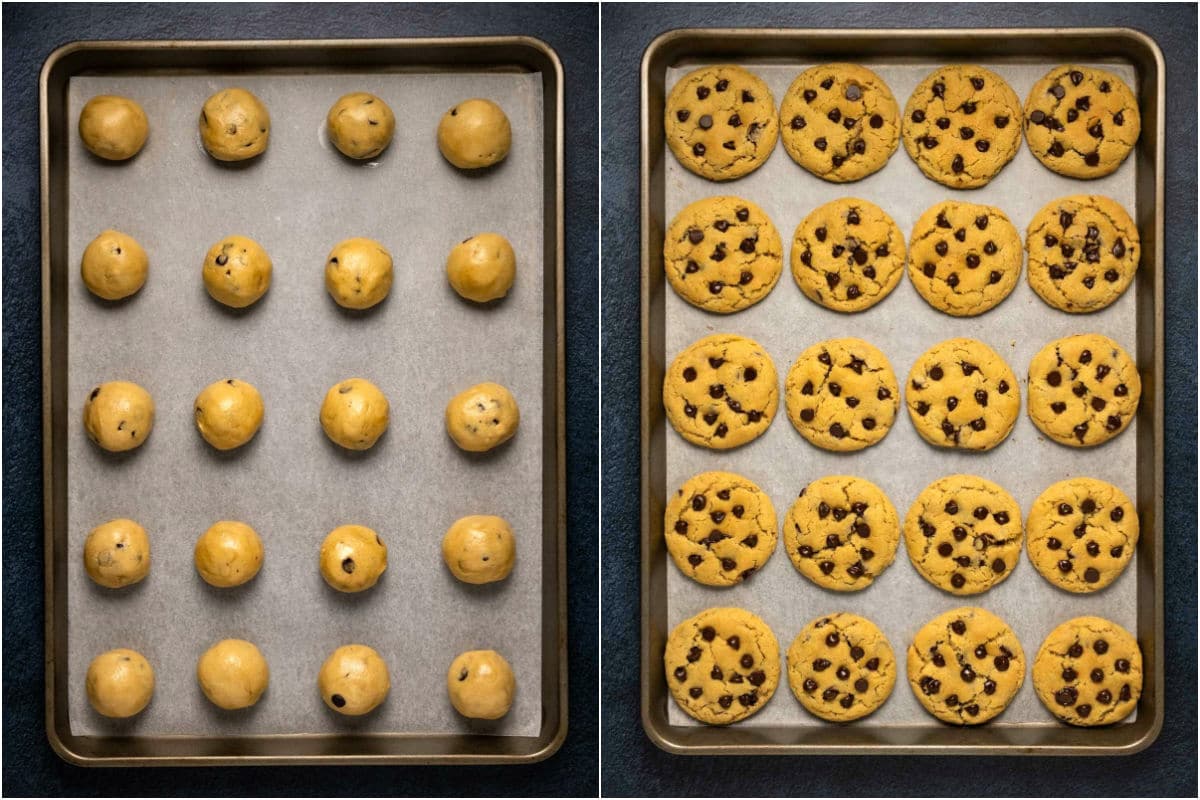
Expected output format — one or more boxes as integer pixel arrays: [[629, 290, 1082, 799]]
[[1113, 110, 1125, 126], [994, 655, 1011, 671], [836, 665, 850, 680], [960, 126, 974, 140], [1068, 643, 1083, 658], [819, 560, 835, 574], [932, 81, 945, 98], [1050, 84, 1065, 99], [1030, 109, 1046, 124], [718, 695, 733, 708], [1048, 141, 1065, 157], [1114, 658, 1131, 673], [923, 263, 936, 278], [952, 155, 964, 173], [688, 686, 703, 699], [341, 557, 355, 574], [911, 109, 926, 123], [846, 209, 861, 225], [814, 137, 827, 151], [697, 86, 710, 100], [331, 693, 346, 708], [742, 90, 755, 103], [813, 658, 831, 672], [692, 143, 705, 156], [950, 573, 966, 588], [803, 89, 817, 102], [1094, 639, 1108, 655], [923, 135, 938, 149], [698, 114, 713, 130], [827, 108, 841, 124]]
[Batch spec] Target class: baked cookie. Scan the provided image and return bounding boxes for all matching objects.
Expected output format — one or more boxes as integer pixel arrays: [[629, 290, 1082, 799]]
[[779, 63, 900, 182], [197, 639, 269, 710], [904, 474, 1023, 595], [1033, 616, 1142, 726], [663, 196, 783, 313], [784, 476, 899, 591], [1025, 195, 1140, 313], [664, 607, 780, 725], [1027, 333, 1140, 447], [327, 92, 395, 160], [81, 229, 149, 301], [663, 333, 778, 450], [319, 644, 389, 716], [84, 518, 150, 589], [1027, 478, 1138, 593], [784, 338, 899, 451], [907, 607, 1024, 725], [906, 338, 1019, 451], [447, 650, 516, 720], [902, 65, 1022, 188], [86, 648, 154, 718], [791, 198, 905, 313], [446, 233, 516, 303], [786, 613, 896, 721], [437, 98, 511, 170], [1024, 65, 1140, 179], [83, 380, 154, 452], [665, 471, 777, 586], [199, 88, 269, 162], [79, 95, 148, 161], [664, 65, 778, 181], [908, 201, 1022, 317]]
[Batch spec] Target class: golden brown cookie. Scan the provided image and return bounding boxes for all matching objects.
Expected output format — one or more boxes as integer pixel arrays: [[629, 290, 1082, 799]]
[[791, 199, 906, 313], [786, 613, 896, 722], [664, 65, 778, 181], [1026, 478, 1138, 593], [1033, 616, 1142, 726], [1024, 65, 1140, 179], [784, 337, 899, 451], [665, 471, 777, 586], [905, 338, 1019, 451], [908, 201, 1022, 317], [1027, 333, 1140, 447], [784, 476, 899, 591]]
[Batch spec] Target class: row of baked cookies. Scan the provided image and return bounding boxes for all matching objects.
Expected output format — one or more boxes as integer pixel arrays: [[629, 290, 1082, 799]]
[[665, 194, 1140, 315], [665, 63, 1140, 186]]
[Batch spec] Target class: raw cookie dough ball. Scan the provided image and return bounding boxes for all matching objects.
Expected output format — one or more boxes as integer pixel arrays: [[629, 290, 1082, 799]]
[[445, 381, 520, 452], [197, 639, 269, 710], [83, 380, 154, 452], [441, 515, 516, 584], [193, 378, 264, 450], [327, 92, 396, 159], [199, 87, 270, 161], [446, 233, 516, 303], [86, 648, 154, 718], [81, 229, 149, 300], [320, 524, 387, 593], [194, 521, 264, 588], [202, 235, 272, 308], [83, 518, 150, 589], [324, 238, 393, 310], [447, 650, 515, 720], [437, 98, 511, 169], [319, 644, 390, 715], [319, 378, 390, 450], [78, 95, 148, 161]]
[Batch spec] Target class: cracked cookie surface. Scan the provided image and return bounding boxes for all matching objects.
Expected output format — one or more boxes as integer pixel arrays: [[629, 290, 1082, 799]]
[[1027, 478, 1138, 593], [664, 607, 780, 725], [1033, 616, 1142, 726], [665, 65, 778, 181], [664, 196, 782, 313], [784, 475, 899, 591], [779, 63, 900, 182], [907, 606, 1025, 725], [902, 65, 1022, 188], [1024, 65, 1140, 179], [787, 613, 896, 721], [791, 199, 905, 313], [908, 201, 1022, 317], [785, 337, 899, 451], [905, 338, 1019, 451], [665, 471, 778, 586], [1027, 333, 1140, 447]]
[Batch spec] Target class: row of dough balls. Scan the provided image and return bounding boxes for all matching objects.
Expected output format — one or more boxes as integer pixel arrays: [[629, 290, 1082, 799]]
[[81, 230, 516, 306], [83, 377, 519, 453], [80, 89, 511, 168]]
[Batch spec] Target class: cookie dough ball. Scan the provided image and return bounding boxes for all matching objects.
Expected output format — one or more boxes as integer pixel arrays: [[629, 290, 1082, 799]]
[[193, 378, 264, 450], [325, 238, 393, 310], [86, 648, 154, 718], [437, 98, 511, 169], [81, 229, 149, 300], [199, 88, 270, 161], [447, 650, 515, 720], [319, 644, 390, 715], [320, 524, 387, 593], [194, 521, 264, 588], [327, 92, 396, 159], [83, 381, 154, 452], [442, 515, 516, 584], [197, 639, 269, 710], [319, 378, 389, 450], [446, 233, 516, 303], [445, 381, 520, 452], [78, 95, 148, 161], [202, 235, 272, 308], [83, 518, 150, 589]]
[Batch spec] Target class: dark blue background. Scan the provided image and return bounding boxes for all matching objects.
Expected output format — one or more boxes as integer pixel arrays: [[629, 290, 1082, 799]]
[[2, 3, 597, 796], [600, 3, 1197, 796]]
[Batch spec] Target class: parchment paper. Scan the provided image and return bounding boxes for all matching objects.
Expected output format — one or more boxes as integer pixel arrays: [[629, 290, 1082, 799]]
[[67, 71, 543, 737], [665, 60, 1140, 728]]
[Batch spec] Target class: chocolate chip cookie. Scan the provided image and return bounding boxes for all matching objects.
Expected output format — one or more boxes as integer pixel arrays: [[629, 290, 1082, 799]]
[[784, 475, 899, 591], [1033, 616, 1142, 726], [1025, 195, 1140, 313], [664, 65, 779, 181], [664, 607, 780, 725], [665, 471, 778, 586], [779, 63, 900, 182], [784, 337, 899, 451], [905, 338, 1019, 451], [902, 65, 1022, 188], [1024, 65, 1140, 179], [787, 613, 896, 722], [907, 606, 1025, 725], [663, 333, 779, 450], [664, 196, 783, 313], [908, 200, 1022, 317], [1027, 333, 1140, 447], [790, 198, 906, 313], [1027, 478, 1138, 593]]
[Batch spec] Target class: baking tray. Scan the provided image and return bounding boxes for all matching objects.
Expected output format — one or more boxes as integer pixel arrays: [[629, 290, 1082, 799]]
[[641, 29, 1163, 756], [41, 38, 565, 766]]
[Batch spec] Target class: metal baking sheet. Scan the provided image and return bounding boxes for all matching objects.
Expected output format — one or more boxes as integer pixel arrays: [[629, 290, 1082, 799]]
[[43, 38, 565, 765], [641, 29, 1163, 755]]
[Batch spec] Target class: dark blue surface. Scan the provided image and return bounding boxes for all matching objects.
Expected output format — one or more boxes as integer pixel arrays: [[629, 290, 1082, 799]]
[[601, 3, 1197, 796], [2, 3, 597, 796]]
